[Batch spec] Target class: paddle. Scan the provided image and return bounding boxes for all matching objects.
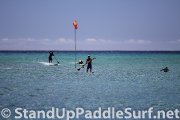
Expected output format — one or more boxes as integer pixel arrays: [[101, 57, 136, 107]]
[[77, 58, 96, 71], [77, 64, 85, 71], [54, 56, 60, 64]]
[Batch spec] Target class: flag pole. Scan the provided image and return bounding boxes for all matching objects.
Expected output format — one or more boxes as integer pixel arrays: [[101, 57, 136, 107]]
[[75, 28, 77, 68], [73, 20, 78, 68]]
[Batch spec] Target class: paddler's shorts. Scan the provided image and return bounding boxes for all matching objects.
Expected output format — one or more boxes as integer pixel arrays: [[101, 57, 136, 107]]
[[87, 64, 92, 70]]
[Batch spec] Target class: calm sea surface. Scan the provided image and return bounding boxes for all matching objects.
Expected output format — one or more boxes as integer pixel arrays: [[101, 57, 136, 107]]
[[0, 51, 180, 119]]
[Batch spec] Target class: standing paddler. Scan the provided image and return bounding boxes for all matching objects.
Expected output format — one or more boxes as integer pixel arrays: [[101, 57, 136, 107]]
[[77, 55, 96, 72], [86, 55, 93, 73], [48, 51, 54, 63]]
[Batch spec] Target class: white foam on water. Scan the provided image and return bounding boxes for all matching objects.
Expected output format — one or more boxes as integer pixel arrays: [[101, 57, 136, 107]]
[[69, 61, 78, 64], [38, 62, 59, 66], [0, 67, 13, 70]]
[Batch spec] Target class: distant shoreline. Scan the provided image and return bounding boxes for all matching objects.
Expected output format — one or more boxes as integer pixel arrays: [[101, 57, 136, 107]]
[[0, 50, 180, 54]]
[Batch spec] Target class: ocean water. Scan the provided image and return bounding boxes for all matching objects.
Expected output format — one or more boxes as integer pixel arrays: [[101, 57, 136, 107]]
[[0, 51, 180, 120]]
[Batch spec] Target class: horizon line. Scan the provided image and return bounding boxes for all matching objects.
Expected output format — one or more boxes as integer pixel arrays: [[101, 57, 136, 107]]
[[0, 50, 180, 52]]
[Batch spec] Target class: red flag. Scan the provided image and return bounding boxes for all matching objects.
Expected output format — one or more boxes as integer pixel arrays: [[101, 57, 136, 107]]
[[73, 20, 78, 29]]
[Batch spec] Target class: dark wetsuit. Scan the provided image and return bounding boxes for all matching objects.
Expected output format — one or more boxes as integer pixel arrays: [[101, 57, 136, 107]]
[[161, 67, 169, 72], [48, 52, 54, 63], [86, 58, 92, 72], [79, 61, 83, 64]]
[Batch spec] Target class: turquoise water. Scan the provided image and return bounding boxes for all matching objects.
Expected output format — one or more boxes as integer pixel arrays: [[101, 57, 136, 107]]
[[0, 51, 180, 119]]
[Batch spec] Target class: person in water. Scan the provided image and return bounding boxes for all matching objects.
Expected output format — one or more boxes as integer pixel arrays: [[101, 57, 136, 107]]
[[48, 51, 54, 63], [161, 67, 169, 72], [78, 60, 83, 64], [86, 55, 92, 73]]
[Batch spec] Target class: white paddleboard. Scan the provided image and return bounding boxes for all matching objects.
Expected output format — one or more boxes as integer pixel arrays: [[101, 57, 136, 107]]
[[39, 62, 60, 66]]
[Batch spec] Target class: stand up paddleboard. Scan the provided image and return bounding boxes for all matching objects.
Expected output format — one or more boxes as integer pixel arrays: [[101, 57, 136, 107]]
[[49, 63, 59, 66], [39, 62, 60, 66]]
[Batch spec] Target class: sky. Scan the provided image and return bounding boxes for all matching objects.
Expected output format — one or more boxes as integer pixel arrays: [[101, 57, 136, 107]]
[[0, 0, 180, 51]]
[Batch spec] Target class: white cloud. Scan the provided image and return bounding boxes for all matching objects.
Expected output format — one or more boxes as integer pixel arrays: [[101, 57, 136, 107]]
[[3, 37, 180, 51], [85, 38, 113, 44], [26, 38, 36, 42], [41, 38, 50, 42], [126, 39, 135, 44], [56, 38, 73, 44], [99, 39, 113, 43], [126, 39, 152, 44], [1, 38, 9, 42], [57, 38, 66, 43], [0, 37, 76, 50], [168, 39, 180, 44], [85, 38, 97, 42]]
